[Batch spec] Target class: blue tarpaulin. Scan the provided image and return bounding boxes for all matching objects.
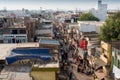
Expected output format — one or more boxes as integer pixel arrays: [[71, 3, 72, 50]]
[[6, 48, 53, 64]]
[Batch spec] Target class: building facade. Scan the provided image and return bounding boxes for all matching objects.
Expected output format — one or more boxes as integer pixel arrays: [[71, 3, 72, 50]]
[[100, 41, 112, 75], [24, 17, 35, 42], [90, 0, 107, 21], [112, 42, 120, 80], [3, 22, 28, 43], [78, 21, 104, 33]]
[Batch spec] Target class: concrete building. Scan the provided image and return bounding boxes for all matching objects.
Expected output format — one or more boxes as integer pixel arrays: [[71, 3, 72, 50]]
[[42, 19, 52, 28], [100, 41, 112, 76], [111, 42, 120, 80], [90, 0, 107, 21], [3, 22, 28, 43], [0, 17, 15, 43], [100, 41, 120, 80], [24, 17, 36, 41], [0, 41, 60, 80], [78, 21, 104, 33], [35, 19, 53, 40], [2, 17, 35, 43]]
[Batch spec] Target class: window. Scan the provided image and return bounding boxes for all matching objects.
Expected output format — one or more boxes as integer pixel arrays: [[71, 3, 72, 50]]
[[12, 30, 18, 34], [8, 39, 11, 43], [22, 39, 26, 42], [19, 30, 26, 34]]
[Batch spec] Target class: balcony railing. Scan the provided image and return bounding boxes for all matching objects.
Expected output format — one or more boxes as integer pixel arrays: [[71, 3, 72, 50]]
[[3, 34, 27, 37], [3, 34, 27, 39], [3, 34, 27, 43]]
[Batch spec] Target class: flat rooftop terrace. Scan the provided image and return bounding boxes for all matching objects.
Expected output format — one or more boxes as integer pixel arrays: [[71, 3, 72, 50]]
[[0, 65, 32, 80], [0, 43, 39, 60]]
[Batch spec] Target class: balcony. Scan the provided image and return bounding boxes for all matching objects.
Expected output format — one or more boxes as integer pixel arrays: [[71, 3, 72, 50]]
[[3, 34, 27, 43], [3, 34, 27, 38]]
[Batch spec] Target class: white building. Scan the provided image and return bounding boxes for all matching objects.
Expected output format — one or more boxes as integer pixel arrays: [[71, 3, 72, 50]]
[[42, 19, 53, 28], [112, 43, 120, 80], [3, 34, 27, 43], [90, 0, 107, 21], [78, 21, 104, 33]]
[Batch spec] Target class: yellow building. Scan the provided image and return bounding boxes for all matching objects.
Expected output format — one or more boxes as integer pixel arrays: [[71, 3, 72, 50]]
[[31, 63, 60, 80], [100, 41, 112, 75]]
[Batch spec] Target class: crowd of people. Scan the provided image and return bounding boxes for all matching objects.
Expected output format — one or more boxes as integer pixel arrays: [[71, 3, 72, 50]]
[[53, 24, 94, 80]]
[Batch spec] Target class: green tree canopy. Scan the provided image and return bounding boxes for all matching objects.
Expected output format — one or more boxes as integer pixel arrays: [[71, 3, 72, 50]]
[[79, 13, 99, 21], [100, 11, 120, 41]]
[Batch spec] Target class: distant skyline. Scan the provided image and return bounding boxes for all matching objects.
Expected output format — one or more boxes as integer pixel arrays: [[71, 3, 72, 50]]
[[0, 0, 120, 10]]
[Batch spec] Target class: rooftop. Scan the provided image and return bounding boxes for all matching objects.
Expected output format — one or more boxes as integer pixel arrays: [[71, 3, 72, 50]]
[[78, 21, 104, 26], [39, 39, 60, 45], [0, 43, 39, 60]]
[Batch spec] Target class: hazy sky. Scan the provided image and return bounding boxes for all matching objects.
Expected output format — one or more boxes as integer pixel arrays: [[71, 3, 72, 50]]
[[0, 0, 120, 10]]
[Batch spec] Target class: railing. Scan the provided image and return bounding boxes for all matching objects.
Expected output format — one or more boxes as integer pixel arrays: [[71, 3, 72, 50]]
[[3, 34, 27, 43], [3, 34, 27, 37]]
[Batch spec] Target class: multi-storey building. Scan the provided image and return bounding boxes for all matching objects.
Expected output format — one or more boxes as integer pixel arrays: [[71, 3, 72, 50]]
[[3, 22, 27, 43], [100, 41, 112, 75], [112, 42, 120, 80], [2, 17, 35, 43], [78, 21, 104, 33], [90, 0, 107, 21], [24, 17, 35, 41]]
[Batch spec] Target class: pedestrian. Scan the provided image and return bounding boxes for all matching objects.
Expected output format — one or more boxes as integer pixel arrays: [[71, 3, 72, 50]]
[[68, 65, 73, 75], [69, 72, 72, 80], [77, 64, 81, 73], [76, 56, 79, 63], [65, 52, 68, 62], [64, 63, 67, 73], [61, 50, 64, 62]]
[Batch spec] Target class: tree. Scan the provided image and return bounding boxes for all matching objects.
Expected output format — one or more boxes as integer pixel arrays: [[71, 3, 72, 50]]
[[100, 11, 120, 41], [79, 13, 99, 21]]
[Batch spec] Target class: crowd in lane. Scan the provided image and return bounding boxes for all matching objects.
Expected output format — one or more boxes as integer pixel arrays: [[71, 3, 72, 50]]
[[53, 24, 94, 80], [53, 25, 76, 80]]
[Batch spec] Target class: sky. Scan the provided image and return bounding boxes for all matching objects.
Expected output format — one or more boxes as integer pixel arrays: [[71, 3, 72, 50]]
[[0, 0, 120, 10]]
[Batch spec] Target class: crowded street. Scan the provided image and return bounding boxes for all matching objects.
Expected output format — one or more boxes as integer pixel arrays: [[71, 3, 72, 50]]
[[53, 23, 94, 80]]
